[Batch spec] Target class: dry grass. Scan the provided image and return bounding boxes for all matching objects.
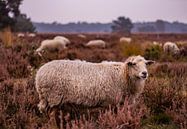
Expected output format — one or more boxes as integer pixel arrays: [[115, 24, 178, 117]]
[[0, 27, 13, 47]]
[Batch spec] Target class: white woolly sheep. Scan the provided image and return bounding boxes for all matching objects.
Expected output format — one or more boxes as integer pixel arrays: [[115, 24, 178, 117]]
[[163, 42, 180, 55], [101, 61, 124, 65], [119, 37, 132, 43], [17, 33, 25, 38], [36, 39, 67, 56], [77, 34, 87, 39], [153, 41, 162, 47], [35, 55, 154, 113], [28, 33, 36, 37], [85, 40, 106, 48], [54, 36, 71, 45]]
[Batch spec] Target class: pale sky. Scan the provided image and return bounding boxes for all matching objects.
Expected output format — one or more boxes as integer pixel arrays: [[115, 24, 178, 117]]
[[20, 0, 187, 23]]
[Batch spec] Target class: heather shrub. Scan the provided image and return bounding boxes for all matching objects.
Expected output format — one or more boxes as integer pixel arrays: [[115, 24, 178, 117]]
[[97, 100, 147, 129], [0, 42, 42, 78], [0, 64, 9, 81], [6, 49, 30, 78], [59, 99, 147, 129], [151, 63, 187, 78], [66, 52, 78, 60], [0, 78, 47, 129], [27, 49, 43, 68], [0, 79, 28, 129], [65, 114, 96, 129], [143, 77, 185, 114], [180, 46, 187, 57], [144, 45, 162, 60], [149, 113, 172, 124], [166, 102, 187, 129]]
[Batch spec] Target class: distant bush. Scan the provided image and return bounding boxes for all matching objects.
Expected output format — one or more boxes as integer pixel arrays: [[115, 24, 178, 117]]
[[144, 45, 162, 60], [121, 42, 143, 57]]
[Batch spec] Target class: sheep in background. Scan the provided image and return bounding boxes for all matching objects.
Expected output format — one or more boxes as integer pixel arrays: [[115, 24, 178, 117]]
[[28, 33, 36, 37], [163, 42, 180, 55], [17, 33, 25, 38], [153, 41, 159, 45], [176, 41, 187, 46], [77, 34, 87, 39], [35, 39, 67, 56], [119, 37, 132, 43], [153, 41, 162, 47], [85, 39, 106, 48], [35, 55, 154, 113], [54, 36, 71, 45]]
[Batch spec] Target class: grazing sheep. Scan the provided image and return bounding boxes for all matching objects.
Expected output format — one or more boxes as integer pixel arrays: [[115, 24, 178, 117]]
[[28, 33, 36, 37], [36, 39, 67, 56], [17, 33, 25, 38], [119, 37, 132, 43], [177, 41, 187, 46], [77, 34, 87, 39], [35, 55, 154, 112], [85, 40, 106, 48], [54, 36, 71, 45], [153, 41, 162, 47], [163, 42, 180, 55]]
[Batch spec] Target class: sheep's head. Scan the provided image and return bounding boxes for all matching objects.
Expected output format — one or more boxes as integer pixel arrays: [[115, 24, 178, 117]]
[[174, 46, 180, 55], [35, 48, 44, 57], [126, 55, 154, 80]]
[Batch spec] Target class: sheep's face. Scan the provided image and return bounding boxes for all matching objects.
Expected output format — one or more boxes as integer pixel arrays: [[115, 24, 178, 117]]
[[35, 49, 44, 57], [126, 55, 154, 80], [173, 46, 180, 54]]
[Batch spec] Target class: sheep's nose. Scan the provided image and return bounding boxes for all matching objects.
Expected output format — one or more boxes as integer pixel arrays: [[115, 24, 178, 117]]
[[142, 71, 147, 78]]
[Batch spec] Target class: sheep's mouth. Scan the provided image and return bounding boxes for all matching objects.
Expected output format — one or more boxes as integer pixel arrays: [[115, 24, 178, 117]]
[[140, 75, 147, 79], [136, 75, 147, 80]]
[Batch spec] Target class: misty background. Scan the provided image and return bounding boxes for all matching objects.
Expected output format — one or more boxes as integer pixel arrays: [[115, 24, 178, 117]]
[[16, 0, 187, 33]]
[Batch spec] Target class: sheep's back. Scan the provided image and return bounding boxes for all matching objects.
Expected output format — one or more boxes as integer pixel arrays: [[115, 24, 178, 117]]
[[35, 60, 125, 106]]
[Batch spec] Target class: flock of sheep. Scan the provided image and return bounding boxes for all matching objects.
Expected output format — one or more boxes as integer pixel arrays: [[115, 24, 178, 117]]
[[33, 35, 182, 57], [17, 32, 182, 56], [34, 35, 108, 56], [17, 33, 182, 114], [17, 32, 36, 38]]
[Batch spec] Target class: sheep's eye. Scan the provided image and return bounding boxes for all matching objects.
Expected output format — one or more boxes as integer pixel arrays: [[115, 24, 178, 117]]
[[127, 62, 136, 66]]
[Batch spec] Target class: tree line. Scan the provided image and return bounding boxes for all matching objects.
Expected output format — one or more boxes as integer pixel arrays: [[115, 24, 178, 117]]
[[1, 0, 186, 34]]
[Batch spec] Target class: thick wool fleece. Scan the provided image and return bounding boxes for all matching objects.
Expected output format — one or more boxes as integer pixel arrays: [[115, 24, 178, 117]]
[[35, 56, 148, 112]]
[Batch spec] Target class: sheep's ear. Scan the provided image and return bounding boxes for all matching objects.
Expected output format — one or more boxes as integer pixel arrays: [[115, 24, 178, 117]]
[[146, 60, 155, 65], [127, 62, 136, 66]]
